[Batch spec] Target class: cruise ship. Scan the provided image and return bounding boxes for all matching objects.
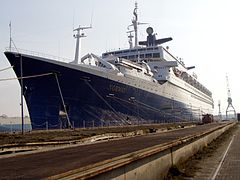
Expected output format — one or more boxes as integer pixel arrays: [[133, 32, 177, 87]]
[[4, 3, 213, 129]]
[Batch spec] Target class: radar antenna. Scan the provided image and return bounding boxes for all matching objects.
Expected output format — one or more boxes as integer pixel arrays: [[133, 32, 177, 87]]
[[226, 74, 236, 119], [71, 25, 92, 64], [128, 2, 147, 48]]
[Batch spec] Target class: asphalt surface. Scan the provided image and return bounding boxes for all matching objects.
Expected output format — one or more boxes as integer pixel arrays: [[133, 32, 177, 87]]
[[0, 123, 224, 179]]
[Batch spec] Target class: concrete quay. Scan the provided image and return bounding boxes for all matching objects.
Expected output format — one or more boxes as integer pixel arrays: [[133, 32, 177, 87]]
[[213, 124, 240, 180], [0, 122, 235, 179]]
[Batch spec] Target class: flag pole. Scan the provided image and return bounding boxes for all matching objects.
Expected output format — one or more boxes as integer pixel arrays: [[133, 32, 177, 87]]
[[9, 21, 12, 51]]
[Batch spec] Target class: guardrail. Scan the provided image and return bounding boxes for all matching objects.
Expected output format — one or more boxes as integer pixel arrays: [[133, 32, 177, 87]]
[[5, 47, 72, 63]]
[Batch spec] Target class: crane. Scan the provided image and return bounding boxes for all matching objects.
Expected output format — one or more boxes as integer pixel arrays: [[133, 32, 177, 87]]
[[226, 74, 236, 119]]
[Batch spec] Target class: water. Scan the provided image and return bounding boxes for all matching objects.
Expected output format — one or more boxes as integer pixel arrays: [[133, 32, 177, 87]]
[[0, 124, 32, 133]]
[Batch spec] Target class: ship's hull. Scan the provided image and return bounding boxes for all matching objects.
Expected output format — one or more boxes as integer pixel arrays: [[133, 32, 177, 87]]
[[5, 52, 213, 129]]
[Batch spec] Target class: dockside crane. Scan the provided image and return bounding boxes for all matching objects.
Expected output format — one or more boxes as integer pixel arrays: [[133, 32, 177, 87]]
[[226, 75, 236, 119]]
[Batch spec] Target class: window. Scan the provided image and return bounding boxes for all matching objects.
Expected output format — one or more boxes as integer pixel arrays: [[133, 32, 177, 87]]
[[146, 53, 152, 58], [147, 47, 154, 50], [153, 53, 160, 58]]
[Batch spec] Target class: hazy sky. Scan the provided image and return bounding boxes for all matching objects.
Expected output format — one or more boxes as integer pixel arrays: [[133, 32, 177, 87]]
[[0, 0, 240, 119]]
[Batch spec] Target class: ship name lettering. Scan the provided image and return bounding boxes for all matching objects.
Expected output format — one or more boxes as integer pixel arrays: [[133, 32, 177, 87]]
[[109, 84, 126, 93]]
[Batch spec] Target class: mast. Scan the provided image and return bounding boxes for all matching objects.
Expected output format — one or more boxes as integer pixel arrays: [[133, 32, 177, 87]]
[[127, 30, 134, 49], [71, 25, 91, 64], [133, 2, 138, 47], [128, 2, 147, 48], [9, 21, 12, 51], [8, 22, 24, 133]]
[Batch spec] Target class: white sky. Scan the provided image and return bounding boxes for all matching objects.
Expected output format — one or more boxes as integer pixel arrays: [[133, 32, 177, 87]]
[[0, 0, 240, 119]]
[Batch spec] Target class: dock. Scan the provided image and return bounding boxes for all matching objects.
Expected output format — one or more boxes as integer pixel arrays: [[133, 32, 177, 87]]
[[212, 123, 240, 180], [0, 122, 236, 179]]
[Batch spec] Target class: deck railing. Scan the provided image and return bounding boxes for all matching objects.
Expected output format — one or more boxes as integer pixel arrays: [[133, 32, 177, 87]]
[[5, 47, 72, 63]]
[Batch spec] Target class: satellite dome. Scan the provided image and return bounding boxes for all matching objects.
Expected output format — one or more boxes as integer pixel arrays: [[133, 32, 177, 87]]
[[146, 27, 154, 35]]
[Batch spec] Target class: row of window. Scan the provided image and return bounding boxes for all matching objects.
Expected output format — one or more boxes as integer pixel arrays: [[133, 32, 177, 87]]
[[103, 47, 160, 56], [118, 53, 160, 60]]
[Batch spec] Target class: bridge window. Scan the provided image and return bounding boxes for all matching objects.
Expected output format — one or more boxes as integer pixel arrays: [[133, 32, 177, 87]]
[[153, 53, 160, 58], [147, 47, 154, 50], [115, 51, 123, 55], [146, 53, 152, 58]]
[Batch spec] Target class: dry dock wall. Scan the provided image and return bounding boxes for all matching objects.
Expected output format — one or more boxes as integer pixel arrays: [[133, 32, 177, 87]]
[[91, 123, 236, 180]]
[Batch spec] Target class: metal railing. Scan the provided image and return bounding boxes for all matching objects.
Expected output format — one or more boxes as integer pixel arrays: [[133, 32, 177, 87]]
[[5, 47, 73, 63]]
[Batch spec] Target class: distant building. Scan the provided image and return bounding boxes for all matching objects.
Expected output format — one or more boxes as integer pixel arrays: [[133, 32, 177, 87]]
[[0, 114, 8, 118]]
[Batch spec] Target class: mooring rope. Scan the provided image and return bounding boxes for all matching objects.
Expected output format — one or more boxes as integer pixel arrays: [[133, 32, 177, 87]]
[[84, 80, 130, 125], [107, 95, 142, 116], [0, 66, 14, 72], [107, 94, 182, 121], [54, 73, 72, 128], [0, 72, 54, 82], [134, 99, 184, 120]]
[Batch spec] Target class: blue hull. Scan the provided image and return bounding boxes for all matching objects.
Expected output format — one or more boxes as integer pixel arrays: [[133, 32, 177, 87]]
[[5, 52, 198, 130]]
